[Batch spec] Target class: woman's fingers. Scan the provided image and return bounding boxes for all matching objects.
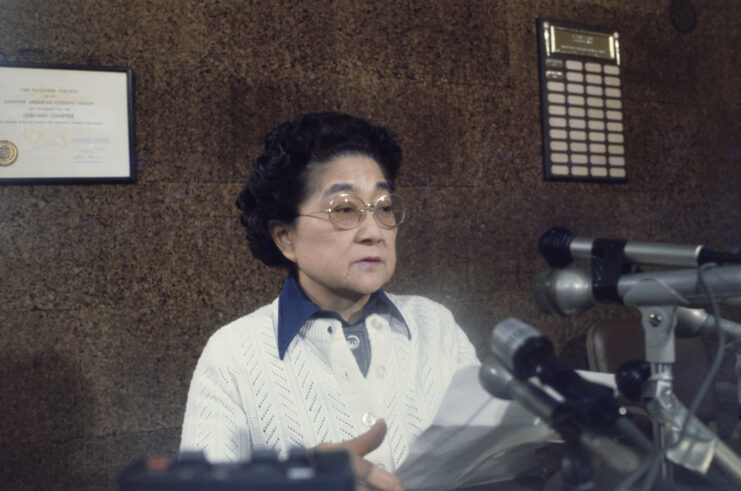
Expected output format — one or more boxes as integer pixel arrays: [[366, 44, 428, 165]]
[[344, 419, 388, 456], [351, 455, 403, 490], [314, 419, 403, 491]]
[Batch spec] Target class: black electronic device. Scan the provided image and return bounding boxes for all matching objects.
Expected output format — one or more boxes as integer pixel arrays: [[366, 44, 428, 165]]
[[118, 449, 354, 491]]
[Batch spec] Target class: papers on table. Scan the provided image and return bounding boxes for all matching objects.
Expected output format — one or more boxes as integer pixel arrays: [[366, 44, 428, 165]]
[[396, 364, 616, 490]]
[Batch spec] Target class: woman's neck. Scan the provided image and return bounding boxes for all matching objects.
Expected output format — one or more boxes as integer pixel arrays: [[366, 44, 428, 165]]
[[296, 274, 371, 324]]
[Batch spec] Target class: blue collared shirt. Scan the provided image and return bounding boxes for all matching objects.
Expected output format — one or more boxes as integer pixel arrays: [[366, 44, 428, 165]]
[[277, 275, 410, 367]]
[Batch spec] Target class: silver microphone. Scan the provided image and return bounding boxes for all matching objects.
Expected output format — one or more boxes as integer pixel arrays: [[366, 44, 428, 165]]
[[538, 227, 709, 268], [479, 354, 556, 416], [674, 307, 741, 341], [489, 318, 621, 419], [534, 265, 741, 316], [533, 267, 595, 316]]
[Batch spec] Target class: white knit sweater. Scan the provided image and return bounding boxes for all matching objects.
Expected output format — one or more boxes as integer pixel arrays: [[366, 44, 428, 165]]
[[180, 293, 479, 471]]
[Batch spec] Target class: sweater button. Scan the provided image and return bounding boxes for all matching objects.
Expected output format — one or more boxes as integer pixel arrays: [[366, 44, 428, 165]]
[[347, 334, 360, 350], [361, 412, 376, 426]]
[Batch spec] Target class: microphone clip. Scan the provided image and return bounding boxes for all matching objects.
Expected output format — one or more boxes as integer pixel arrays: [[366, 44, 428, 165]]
[[590, 238, 631, 304]]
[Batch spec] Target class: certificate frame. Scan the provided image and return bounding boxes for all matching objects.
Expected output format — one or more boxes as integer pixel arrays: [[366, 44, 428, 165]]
[[0, 62, 135, 184]]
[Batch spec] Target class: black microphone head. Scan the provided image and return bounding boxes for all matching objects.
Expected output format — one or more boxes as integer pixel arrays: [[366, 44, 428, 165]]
[[615, 360, 651, 402], [512, 337, 554, 380], [538, 227, 575, 268], [490, 318, 555, 379]]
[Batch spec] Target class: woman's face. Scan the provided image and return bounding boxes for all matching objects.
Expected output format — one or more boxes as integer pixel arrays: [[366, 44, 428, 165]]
[[274, 154, 398, 310]]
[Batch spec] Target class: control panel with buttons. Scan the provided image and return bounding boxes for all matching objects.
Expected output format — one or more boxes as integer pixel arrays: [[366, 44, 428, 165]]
[[118, 449, 354, 490], [538, 19, 626, 182]]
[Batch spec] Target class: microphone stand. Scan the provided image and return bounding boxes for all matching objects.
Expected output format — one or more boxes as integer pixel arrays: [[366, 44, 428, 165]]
[[544, 439, 596, 491], [641, 371, 741, 483], [543, 399, 650, 491], [535, 233, 741, 486], [637, 304, 678, 483], [635, 305, 741, 486]]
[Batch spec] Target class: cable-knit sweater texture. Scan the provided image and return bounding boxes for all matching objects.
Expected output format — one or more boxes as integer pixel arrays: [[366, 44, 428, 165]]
[[180, 293, 479, 471]]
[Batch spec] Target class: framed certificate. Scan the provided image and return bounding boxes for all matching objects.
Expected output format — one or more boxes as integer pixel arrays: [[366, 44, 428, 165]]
[[0, 62, 135, 184]]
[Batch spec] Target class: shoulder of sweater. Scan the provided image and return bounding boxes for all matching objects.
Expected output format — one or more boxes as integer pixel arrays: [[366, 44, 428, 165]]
[[383, 292, 456, 326], [385, 292, 451, 313], [205, 297, 279, 347]]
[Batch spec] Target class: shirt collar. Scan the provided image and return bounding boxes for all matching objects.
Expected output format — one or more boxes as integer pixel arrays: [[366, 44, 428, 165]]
[[277, 274, 409, 359]]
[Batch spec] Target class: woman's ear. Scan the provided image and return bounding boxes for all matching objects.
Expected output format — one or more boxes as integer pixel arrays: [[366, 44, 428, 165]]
[[268, 220, 297, 263]]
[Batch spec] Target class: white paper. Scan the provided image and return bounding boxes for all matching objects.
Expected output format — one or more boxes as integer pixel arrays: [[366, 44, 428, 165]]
[[396, 364, 616, 491]]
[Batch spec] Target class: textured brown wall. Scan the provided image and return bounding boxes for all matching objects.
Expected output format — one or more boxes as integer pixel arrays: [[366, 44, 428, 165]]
[[1, 0, 739, 488]]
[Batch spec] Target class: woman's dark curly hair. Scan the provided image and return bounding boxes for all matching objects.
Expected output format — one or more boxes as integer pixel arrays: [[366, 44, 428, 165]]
[[236, 112, 403, 268]]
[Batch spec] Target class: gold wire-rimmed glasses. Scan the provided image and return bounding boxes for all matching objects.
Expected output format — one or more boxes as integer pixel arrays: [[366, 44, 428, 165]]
[[299, 193, 406, 230]]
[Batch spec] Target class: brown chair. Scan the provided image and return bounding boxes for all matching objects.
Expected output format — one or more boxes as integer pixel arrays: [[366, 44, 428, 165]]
[[586, 319, 718, 423]]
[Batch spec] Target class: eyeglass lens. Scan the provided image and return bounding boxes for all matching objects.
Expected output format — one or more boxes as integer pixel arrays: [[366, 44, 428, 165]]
[[329, 195, 404, 229]]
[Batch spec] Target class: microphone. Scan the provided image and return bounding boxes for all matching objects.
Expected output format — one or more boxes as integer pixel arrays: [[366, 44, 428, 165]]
[[479, 354, 643, 475], [534, 265, 741, 315], [674, 307, 741, 341], [533, 267, 596, 316], [479, 354, 557, 417], [489, 318, 620, 426], [538, 227, 740, 268]]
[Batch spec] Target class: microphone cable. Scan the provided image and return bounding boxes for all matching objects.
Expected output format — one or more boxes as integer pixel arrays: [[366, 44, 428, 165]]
[[674, 262, 726, 446], [612, 416, 658, 491]]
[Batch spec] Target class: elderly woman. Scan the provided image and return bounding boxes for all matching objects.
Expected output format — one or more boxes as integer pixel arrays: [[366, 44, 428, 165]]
[[180, 112, 479, 490]]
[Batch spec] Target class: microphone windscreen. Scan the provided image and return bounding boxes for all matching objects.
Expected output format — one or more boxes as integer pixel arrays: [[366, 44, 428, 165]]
[[538, 227, 575, 268], [533, 268, 596, 317]]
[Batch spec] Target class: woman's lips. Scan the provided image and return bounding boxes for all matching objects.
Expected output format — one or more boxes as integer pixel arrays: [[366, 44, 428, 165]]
[[357, 257, 382, 265]]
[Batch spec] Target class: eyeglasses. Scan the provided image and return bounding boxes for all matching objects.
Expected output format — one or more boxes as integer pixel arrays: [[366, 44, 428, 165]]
[[299, 193, 406, 230]]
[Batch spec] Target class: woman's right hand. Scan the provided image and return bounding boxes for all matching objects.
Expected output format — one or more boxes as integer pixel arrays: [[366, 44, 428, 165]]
[[314, 419, 404, 491]]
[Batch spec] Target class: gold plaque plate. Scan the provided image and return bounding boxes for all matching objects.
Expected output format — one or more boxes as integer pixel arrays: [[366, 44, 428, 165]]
[[0, 141, 18, 166]]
